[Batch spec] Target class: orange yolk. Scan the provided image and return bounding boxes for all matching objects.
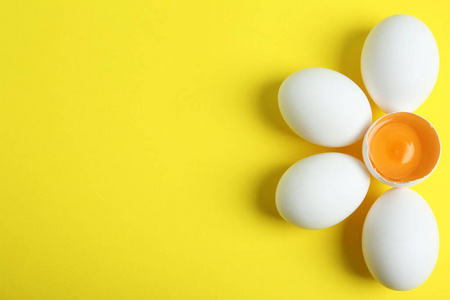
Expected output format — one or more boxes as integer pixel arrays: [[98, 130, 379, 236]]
[[370, 123, 422, 181], [367, 112, 440, 183]]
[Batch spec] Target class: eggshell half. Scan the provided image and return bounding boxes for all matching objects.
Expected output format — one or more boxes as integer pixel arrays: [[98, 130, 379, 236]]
[[276, 152, 370, 229], [361, 14, 439, 113], [362, 112, 441, 187], [362, 188, 439, 291]]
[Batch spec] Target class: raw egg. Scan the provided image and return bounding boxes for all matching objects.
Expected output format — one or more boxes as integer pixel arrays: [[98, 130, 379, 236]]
[[362, 188, 439, 291], [276, 153, 370, 229], [278, 68, 372, 147], [362, 112, 440, 187], [361, 14, 439, 113]]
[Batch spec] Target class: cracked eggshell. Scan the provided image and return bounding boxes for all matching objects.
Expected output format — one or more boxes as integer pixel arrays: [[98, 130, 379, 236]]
[[362, 112, 441, 187]]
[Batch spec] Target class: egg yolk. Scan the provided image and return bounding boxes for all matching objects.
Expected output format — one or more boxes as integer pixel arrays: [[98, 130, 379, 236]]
[[369, 123, 422, 180], [367, 112, 440, 183]]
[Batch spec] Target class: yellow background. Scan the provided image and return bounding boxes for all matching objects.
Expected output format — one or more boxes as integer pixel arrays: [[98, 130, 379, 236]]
[[0, 0, 449, 299]]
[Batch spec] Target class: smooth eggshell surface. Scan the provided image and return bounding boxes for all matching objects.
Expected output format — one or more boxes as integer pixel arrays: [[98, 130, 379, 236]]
[[361, 14, 439, 113], [276, 152, 370, 229], [278, 68, 372, 147], [362, 188, 439, 291]]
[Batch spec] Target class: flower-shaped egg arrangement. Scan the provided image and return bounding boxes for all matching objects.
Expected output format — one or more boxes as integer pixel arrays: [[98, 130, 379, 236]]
[[276, 14, 441, 291]]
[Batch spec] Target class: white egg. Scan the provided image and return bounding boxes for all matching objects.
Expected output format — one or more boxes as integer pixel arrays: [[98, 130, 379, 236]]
[[276, 152, 370, 229], [361, 14, 439, 113], [363, 188, 439, 291], [278, 68, 372, 147]]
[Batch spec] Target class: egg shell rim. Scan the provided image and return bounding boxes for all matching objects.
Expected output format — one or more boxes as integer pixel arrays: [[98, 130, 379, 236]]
[[362, 112, 441, 187]]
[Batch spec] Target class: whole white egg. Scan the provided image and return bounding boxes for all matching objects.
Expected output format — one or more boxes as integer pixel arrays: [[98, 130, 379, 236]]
[[276, 152, 370, 229], [278, 68, 372, 147], [361, 14, 439, 113], [362, 188, 439, 291]]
